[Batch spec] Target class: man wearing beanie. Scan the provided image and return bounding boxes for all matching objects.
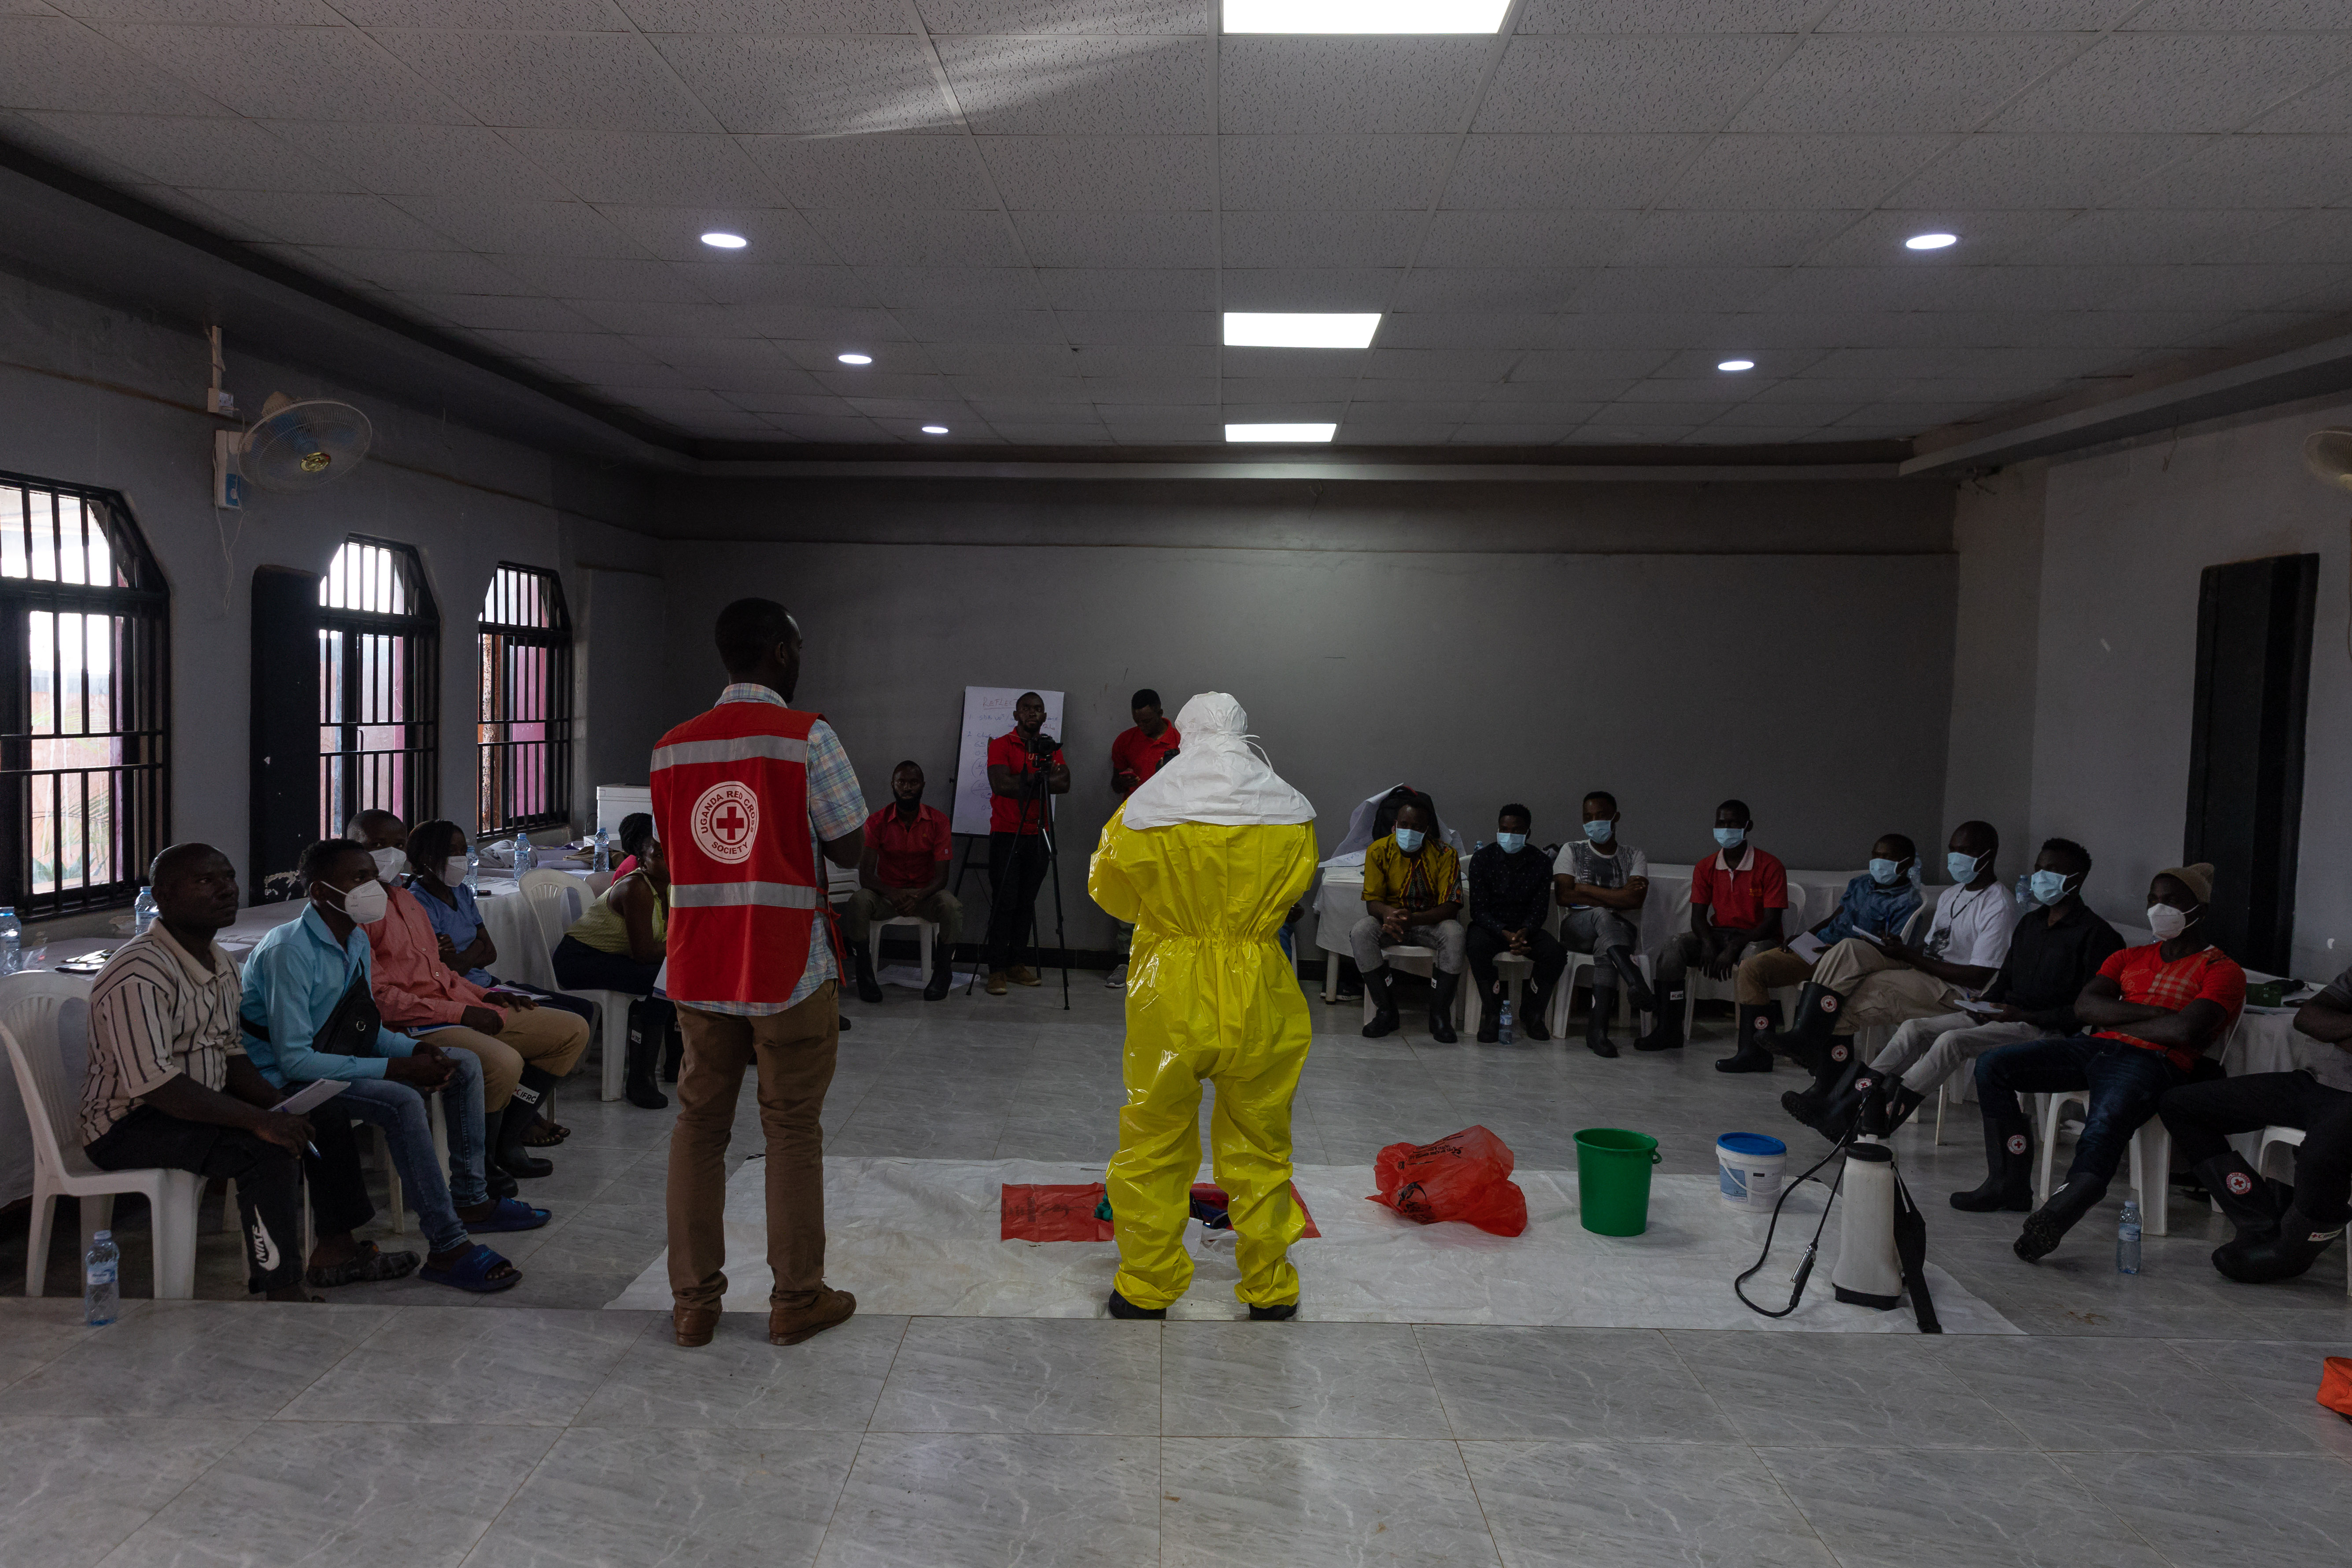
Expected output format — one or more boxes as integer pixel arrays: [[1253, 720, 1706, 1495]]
[[1956, 863, 2244, 1263]]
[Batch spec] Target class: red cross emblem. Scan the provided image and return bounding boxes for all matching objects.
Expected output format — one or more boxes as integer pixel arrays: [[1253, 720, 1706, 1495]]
[[691, 780, 761, 865]]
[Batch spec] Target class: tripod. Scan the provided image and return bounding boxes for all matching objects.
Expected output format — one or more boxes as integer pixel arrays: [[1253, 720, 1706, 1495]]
[[966, 739, 1072, 1009]]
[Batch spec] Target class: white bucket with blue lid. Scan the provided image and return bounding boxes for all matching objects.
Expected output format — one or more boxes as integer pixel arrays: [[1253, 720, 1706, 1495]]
[[1717, 1133, 1787, 1210]]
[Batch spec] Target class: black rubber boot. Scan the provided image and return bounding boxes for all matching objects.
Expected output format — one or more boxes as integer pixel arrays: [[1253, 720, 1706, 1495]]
[[2214, 1205, 2345, 1284], [1106, 1288, 1166, 1320], [1362, 966, 1400, 1039], [1585, 998, 1618, 1059], [923, 946, 953, 1001], [2016, 1173, 2108, 1262], [1249, 1301, 1300, 1321], [624, 1000, 668, 1110], [1522, 979, 1553, 1041], [2196, 1153, 2284, 1243], [851, 942, 884, 1004], [1476, 979, 1503, 1044], [1951, 1114, 2034, 1212], [1783, 1033, 1866, 1127], [1878, 1081, 1927, 1136], [1606, 947, 1658, 1014], [1634, 978, 1685, 1051], [1790, 1057, 1868, 1142], [1771, 982, 1847, 1071], [495, 1065, 560, 1180], [1429, 970, 1460, 1044], [660, 1022, 683, 1083], [1716, 1002, 1779, 1073]]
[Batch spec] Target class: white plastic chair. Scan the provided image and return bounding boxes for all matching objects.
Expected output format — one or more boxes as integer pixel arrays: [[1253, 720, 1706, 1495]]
[[1, 971, 203, 1300], [1361, 946, 1466, 1030], [515, 872, 634, 1101], [869, 914, 937, 984], [1550, 950, 1653, 1038], [1683, 883, 1811, 1034], [2034, 1089, 2174, 1236], [1464, 950, 1532, 1036], [2256, 1124, 2307, 1183]]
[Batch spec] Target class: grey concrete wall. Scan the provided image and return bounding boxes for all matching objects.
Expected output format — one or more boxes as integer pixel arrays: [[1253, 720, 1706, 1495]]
[[1941, 463, 2047, 875], [657, 514, 1961, 954], [2020, 396, 2352, 978], [0, 265, 662, 927]]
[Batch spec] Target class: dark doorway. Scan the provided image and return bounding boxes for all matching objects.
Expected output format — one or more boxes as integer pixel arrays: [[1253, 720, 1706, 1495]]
[[2184, 552, 2318, 974], [249, 564, 320, 903]]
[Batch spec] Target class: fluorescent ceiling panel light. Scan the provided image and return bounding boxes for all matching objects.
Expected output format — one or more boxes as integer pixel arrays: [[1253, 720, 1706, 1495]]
[[699, 231, 748, 249], [1224, 0, 1510, 33], [1226, 422, 1337, 443], [1905, 232, 1957, 250], [1223, 312, 1381, 349], [920, 424, 949, 435], [837, 352, 873, 365], [1717, 359, 1755, 372]]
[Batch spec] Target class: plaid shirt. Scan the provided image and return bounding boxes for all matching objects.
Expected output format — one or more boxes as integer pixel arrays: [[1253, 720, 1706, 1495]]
[[680, 683, 866, 1016], [2094, 941, 2246, 1070]]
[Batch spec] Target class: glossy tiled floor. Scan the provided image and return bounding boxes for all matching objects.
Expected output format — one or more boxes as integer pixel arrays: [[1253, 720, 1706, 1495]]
[[5, 975, 2349, 1567]]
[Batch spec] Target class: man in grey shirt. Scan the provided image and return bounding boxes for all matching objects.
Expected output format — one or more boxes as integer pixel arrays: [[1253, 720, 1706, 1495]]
[[1551, 792, 1658, 1054], [2157, 966, 2352, 1284]]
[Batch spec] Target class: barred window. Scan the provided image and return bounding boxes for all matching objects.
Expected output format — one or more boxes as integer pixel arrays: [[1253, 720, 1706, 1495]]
[[476, 564, 572, 834], [0, 472, 168, 917], [318, 537, 437, 841]]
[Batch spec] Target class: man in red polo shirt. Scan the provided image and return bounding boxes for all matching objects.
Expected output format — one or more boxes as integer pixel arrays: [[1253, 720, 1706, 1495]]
[[1105, 688, 1181, 988], [846, 760, 958, 1003], [1634, 798, 1788, 1058], [983, 691, 1069, 995]]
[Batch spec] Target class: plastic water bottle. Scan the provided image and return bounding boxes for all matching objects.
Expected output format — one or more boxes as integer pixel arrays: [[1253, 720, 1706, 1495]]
[[464, 844, 481, 893], [84, 1230, 119, 1325], [513, 828, 534, 873], [2015, 873, 2034, 909], [0, 907, 20, 974], [1498, 998, 1515, 1045], [133, 885, 158, 936], [2116, 1199, 2142, 1275], [592, 826, 610, 875]]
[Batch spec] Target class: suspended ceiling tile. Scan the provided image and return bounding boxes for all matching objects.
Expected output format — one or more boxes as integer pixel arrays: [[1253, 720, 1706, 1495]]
[[1389, 268, 1590, 311], [1220, 344, 1368, 378], [2113, 134, 2352, 209], [94, 22, 469, 122], [596, 206, 839, 263], [0, 17, 234, 116], [935, 33, 1210, 135], [1444, 135, 1705, 210], [1477, 34, 1797, 135], [1070, 343, 1215, 380], [1665, 133, 1955, 209], [1222, 134, 1459, 211], [1888, 132, 2209, 208], [1990, 33, 2352, 134], [978, 134, 1213, 209], [1610, 208, 1858, 267], [1057, 307, 1215, 343], [1417, 209, 1643, 267], [649, 33, 952, 135], [800, 208, 1026, 266], [1220, 210, 1428, 269], [1009, 208, 1213, 266], [386, 195, 650, 258], [915, 0, 1209, 32], [337, 2, 628, 25], [854, 264, 1048, 307], [1363, 347, 1521, 380], [891, 304, 1067, 342], [1569, 265, 1789, 314], [1036, 267, 1216, 310], [1219, 265, 1399, 310], [15, 111, 357, 191], [191, 187, 459, 248], [1220, 37, 1490, 135], [494, 253, 713, 302], [742, 133, 996, 209], [1518, 0, 1829, 32], [299, 244, 535, 293], [2020, 208, 2297, 267], [266, 122, 572, 201], [373, 29, 719, 133], [1820, 2, 2137, 30], [1801, 206, 2074, 266], [1730, 33, 2087, 134], [402, 292, 604, 332], [498, 129, 781, 205]]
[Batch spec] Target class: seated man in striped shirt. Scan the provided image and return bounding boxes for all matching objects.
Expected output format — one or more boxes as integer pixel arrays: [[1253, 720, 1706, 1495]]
[[80, 843, 417, 1298]]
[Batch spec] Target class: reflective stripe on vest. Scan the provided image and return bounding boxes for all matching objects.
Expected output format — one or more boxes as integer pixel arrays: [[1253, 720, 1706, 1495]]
[[651, 734, 810, 771], [669, 881, 823, 911]]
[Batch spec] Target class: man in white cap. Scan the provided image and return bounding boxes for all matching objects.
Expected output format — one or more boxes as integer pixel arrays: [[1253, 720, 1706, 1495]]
[[1088, 693, 1319, 1320]]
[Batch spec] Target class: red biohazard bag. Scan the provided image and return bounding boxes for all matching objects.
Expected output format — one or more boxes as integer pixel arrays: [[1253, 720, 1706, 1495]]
[[2319, 1357, 2352, 1421], [1367, 1125, 1528, 1237]]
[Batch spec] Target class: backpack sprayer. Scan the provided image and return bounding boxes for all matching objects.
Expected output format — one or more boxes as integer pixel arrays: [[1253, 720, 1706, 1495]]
[[1735, 1072, 1942, 1331]]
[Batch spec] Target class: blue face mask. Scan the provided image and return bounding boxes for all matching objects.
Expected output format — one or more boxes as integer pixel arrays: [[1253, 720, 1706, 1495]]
[[2030, 869, 2076, 905], [1948, 849, 1985, 883], [1495, 832, 1527, 854], [1869, 857, 1903, 886], [1584, 820, 1613, 843], [1713, 827, 1745, 850], [1393, 827, 1425, 853]]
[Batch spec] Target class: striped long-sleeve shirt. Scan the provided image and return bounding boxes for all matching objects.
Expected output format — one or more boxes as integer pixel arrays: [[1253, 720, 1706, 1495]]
[[78, 924, 248, 1145]]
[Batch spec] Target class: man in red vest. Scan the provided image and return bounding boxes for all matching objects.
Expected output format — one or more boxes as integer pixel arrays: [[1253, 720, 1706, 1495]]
[[654, 598, 867, 1350]]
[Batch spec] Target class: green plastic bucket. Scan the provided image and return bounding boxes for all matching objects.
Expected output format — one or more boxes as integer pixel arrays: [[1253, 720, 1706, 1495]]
[[1575, 1127, 1663, 1236]]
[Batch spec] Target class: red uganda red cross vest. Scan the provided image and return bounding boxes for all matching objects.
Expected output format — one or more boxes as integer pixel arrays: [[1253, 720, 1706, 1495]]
[[650, 700, 837, 1007]]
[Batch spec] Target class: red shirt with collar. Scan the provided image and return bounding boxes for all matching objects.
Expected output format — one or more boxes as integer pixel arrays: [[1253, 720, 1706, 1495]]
[[1691, 844, 1788, 930], [865, 802, 952, 889], [986, 730, 1064, 835], [1110, 722, 1182, 796]]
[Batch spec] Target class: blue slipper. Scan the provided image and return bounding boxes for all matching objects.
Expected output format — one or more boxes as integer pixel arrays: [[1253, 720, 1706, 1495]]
[[464, 1196, 550, 1233], [419, 1243, 520, 1294]]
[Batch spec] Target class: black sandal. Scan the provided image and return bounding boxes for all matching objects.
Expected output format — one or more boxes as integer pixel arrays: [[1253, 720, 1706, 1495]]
[[305, 1240, 423, 1289], [524, 1118, 570, 1147]]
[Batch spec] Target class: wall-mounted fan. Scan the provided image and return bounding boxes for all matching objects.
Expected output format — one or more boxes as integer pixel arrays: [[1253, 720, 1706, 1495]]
[[2302, 428, 2352, 492], [238, 392, 373, 494]]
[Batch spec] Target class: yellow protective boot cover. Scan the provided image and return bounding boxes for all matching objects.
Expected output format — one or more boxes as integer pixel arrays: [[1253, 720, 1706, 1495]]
[[1090, 807, 1319, 1310]]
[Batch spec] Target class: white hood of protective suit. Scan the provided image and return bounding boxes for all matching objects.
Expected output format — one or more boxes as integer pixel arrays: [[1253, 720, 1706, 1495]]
[[1119, 692, 1316, 832]]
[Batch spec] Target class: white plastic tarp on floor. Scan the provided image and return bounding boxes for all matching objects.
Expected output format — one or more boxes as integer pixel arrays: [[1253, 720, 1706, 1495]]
[[607, 1157, 2020, 1334]]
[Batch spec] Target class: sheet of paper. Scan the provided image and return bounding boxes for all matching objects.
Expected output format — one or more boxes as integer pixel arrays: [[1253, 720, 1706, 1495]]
[[270, 1079, 346, 1115], [1787, 932, 1826, 963], [1847, 927, 1884, 946]]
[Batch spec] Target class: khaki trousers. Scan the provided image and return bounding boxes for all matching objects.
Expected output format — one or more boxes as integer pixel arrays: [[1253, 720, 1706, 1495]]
[[428, 1004, 591, 1111], [842, 886, 964, 948], [1811, 937, 1960, 1036], [666, 982, 840, 1313], [1734, 945, 1817, 1005]]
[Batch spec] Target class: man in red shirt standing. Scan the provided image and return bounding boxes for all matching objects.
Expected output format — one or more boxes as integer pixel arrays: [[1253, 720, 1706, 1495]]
[[1105, 688, 1181, 989], [846, 760, 958, 1003], [656, 598, 867, 1351], [1961, 863, 2244, 1263], [1634, 799, 1788, 1059], [982, 691, 1069, 996]]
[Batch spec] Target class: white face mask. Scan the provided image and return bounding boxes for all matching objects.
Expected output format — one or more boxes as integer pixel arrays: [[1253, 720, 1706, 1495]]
[[2146, 902, 2193, 942], [442, 856, 470, 887], [329, 878, 389, 926], [369, 846, 406, 883]]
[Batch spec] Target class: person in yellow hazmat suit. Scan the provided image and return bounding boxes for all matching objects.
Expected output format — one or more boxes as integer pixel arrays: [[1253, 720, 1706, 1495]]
[[1088, 692, 1319, 1320]]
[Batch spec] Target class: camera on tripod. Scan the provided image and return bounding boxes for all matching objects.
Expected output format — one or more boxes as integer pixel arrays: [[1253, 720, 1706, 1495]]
[[1024, 731, 1060, 757]]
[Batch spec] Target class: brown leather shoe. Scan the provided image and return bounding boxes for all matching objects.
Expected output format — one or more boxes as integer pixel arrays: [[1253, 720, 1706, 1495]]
[[985, 970, 1009, 995], [1009, 965, 1041, 986], [672, 1305, 720, 1348], [769, 1287, 856, 1346]]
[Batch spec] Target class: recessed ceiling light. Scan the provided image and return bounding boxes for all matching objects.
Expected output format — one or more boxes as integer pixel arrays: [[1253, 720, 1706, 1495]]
[[1226, 422, 1337, 443], [920, 424, 949, 435], [1717, 359, 1755, 372], [1905, 232, 1958, 251], [699, 231, 748, 249], [1223, 312, 1381, 349], [1224, 0, 1509, 32], [837, 352, 872, 365]]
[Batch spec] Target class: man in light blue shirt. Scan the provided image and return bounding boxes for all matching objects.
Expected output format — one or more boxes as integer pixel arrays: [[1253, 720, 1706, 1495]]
[[241, 837, 545, 1293]]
